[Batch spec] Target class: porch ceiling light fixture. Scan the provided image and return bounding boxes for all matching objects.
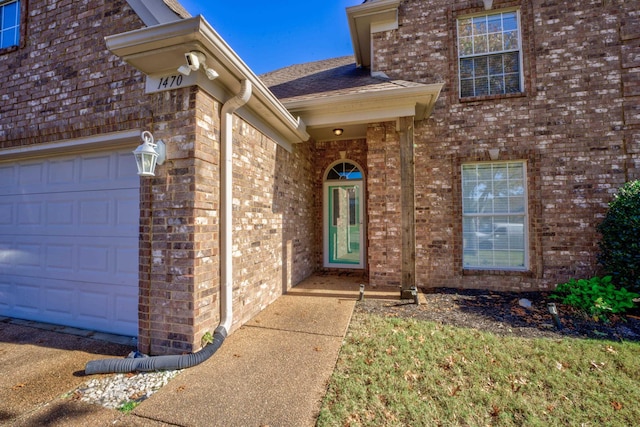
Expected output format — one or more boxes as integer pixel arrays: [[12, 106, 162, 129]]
[[483, 0, 493, 10], [178, 50, 219, 80], [333, 128, 344, 136], [133, 131, 166, 176]]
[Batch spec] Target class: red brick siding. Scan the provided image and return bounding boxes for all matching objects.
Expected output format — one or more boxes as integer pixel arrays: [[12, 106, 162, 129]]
[[232, 117, 316, 327], [139, 87, 317, 354], [366, 123, 403, 287], [369, 0, 639, 290], [0, 0, 148, 148]]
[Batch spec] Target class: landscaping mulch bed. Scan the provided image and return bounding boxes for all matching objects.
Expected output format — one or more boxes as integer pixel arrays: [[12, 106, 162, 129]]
[[357, 287, 640, 342]]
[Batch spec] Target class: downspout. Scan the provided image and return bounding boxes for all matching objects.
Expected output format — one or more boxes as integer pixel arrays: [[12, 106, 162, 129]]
[[217, 79, 252, 336], [84, 80, 253, 375]]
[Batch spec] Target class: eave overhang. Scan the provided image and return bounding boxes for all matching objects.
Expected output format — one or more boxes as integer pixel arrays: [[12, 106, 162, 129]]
[[283, 82, 443, 141], [346, 0, 401, 68], [105, 16, 309, 144]]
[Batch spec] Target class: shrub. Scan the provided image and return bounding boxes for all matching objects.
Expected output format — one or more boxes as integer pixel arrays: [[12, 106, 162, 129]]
[[551, 276, 639, 321], [597, 180, 640, 293]]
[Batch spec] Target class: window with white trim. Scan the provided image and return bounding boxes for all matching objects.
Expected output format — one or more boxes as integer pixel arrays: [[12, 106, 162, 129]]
[[457, 10, 522, 98], [0, 0, 20, 49], [462, 161, 527, 269]]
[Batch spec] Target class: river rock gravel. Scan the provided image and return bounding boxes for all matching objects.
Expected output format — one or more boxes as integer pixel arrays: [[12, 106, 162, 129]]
[[70, 369, 180, 410]]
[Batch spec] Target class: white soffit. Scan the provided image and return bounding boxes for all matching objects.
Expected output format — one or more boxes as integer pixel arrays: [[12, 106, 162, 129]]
[[105, 16, 309, 145], [284, 83, 444, 131], [346, 0, 401, 68]]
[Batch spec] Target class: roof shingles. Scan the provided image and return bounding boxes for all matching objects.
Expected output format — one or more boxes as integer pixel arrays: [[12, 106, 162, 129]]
[[260, 56, 425, 103]]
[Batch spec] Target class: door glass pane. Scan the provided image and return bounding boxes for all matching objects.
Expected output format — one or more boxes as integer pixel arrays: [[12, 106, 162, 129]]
[[328, 184, 361, 265]]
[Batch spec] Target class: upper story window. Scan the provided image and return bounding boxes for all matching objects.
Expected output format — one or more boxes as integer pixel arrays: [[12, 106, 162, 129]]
[[0, 0, 20, 49], [457, 10, 522, 98]]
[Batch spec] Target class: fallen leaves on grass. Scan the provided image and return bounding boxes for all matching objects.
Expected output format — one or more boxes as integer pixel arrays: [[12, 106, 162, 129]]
[[611, 401, 623, 410]]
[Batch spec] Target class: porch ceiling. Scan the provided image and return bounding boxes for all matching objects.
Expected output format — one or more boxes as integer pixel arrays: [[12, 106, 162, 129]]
[[283, 82, 444, 141]]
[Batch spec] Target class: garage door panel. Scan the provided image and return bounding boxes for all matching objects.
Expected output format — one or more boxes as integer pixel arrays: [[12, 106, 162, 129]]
[[80, 154, 113, 182], [79, 200, 111, 226], [0, 189, 139, 237], [45, 244, 75, 271], [0, 153, 139, 196], [0, 273, 138, 336], [17, 201, 42, 225], [46, 201, 75, 225], [44, 286, 75, 315], [0, 203, 12, 224], [48, 158, 75, 184], [116, 246, 139, 275], [1, 236, 137, 285], [18, 163, 45, 186], [0, 148, 139, 336]]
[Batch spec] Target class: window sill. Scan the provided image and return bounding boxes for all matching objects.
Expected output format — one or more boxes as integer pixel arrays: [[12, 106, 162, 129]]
[[459, 91, 526, 103], [0, 45, 19, 55], [463, 268, 533, 277]]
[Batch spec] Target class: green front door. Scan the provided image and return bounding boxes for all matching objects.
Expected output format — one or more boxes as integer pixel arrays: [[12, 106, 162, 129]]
[[325, 182, 363, 268]]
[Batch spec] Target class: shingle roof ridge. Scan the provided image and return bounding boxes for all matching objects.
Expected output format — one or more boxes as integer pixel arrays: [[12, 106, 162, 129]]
[[260, 56, 356, 83]]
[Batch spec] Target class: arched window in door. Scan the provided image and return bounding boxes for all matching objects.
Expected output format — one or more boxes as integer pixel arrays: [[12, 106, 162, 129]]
[[325, 161, 363, 181]]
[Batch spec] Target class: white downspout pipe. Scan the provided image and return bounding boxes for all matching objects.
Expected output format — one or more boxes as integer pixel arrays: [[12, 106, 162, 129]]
[[83, 80, 254, 375], [216, 79, 252, 335]]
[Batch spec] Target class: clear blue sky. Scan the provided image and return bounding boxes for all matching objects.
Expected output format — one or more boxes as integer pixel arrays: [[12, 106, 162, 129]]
[[179, 1, 359, 75]]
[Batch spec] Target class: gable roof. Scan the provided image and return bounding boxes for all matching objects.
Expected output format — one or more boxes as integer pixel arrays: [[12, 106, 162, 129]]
[[261, 56, 427, 103], [261, 57, 443, 140]]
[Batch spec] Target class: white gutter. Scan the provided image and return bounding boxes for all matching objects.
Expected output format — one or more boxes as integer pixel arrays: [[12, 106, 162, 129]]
[[217, 79, 252, 334], [104, 16, 309, 144]]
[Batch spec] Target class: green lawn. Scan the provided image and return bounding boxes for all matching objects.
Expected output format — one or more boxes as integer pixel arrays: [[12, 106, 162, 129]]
[[318, 310, 640, 426]]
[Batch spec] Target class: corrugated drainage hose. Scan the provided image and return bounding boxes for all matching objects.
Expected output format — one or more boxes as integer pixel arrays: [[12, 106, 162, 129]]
[[84, 327, 226, 375]]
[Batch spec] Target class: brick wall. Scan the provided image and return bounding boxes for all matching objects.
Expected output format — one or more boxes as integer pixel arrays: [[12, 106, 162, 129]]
[[0, 0, 148, 147], [140, 86, 317, 355], [233, 116, 316, 328], [0, 0, 318, 355], [369, 0, 639, 290], [366, 123, 403, 287]]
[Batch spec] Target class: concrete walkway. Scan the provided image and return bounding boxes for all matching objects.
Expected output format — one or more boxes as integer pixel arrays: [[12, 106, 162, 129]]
[[1, 274, 402, 426]]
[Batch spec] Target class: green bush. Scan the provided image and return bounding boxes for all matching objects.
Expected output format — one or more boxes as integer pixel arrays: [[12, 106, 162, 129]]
[[597, 180, 640, 293], [551, 276, 639, 321]]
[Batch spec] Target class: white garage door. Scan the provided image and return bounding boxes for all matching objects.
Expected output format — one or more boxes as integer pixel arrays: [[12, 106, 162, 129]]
[[0, 149, 139, 336]]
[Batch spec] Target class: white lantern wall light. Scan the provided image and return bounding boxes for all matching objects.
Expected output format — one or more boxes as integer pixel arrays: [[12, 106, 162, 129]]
[[133, 131, 166, 176]]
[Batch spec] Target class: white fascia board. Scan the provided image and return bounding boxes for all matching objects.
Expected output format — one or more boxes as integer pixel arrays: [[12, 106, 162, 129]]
[[105, 16, 309, 145], [284, 83, 443, 127], [0, 130, 141, 162], [346, 0, 400, 68]]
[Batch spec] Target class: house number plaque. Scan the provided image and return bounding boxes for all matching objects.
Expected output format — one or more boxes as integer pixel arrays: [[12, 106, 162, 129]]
[[145, 73, 197, 94]]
